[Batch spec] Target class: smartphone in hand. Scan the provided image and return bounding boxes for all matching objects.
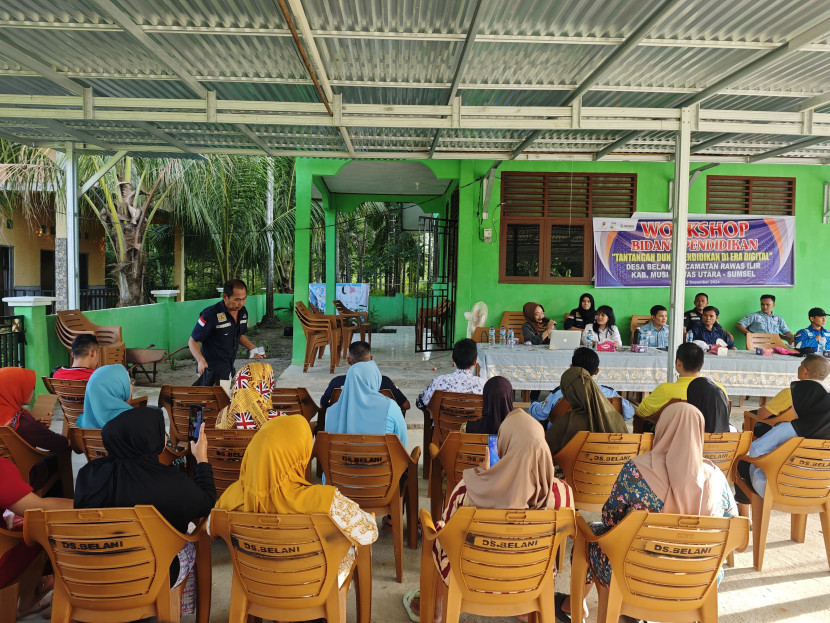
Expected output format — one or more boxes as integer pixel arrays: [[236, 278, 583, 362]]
[[188, 405, 204, 442]]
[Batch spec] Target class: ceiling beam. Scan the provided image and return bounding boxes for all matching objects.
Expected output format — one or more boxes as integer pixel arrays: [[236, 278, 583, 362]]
[[597, 17, 830, 157], [747, 135, 830, 163], [234, 124, 277, 157], [0, 35, 84, 95], [86, 0, 207, 99], [283, 0, 355, 157], [38, 120, 115, 150], [79, 149, 128, 195], [794, 90, 830, 112], [132, 121, 205, 158], [511, 0, 683, 159], [690, 133, 735, 153], [429, 0, 486, 157], [0, 127, 31, 144], [593, 131, 645, 161], [681, 17, 830, 108]]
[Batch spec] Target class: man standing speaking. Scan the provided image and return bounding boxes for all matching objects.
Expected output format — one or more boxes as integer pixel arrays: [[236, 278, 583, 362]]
[[188, 279, 265, 386]]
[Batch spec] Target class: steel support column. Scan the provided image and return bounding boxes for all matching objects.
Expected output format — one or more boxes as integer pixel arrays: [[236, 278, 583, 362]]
[[265, 160, 275, 319], [63, 143, 80, 310], [667, 107, 693, 380]]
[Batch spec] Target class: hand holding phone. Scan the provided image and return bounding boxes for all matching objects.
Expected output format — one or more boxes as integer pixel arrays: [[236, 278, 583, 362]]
[[190, 422, 208, 464], [188, 405, 204, 442]]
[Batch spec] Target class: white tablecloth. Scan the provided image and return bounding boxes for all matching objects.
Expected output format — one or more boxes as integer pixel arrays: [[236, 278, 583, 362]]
[[476, 344, 802, 396]]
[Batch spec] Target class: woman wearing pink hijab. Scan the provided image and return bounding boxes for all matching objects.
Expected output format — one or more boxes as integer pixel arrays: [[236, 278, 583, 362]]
[[561, 403, 738, 621]]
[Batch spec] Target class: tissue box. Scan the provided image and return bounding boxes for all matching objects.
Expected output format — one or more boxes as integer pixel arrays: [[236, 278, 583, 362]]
[[755, 347, 773, 357], [596, 341, 615, 352], [630, 344, 648, 353]]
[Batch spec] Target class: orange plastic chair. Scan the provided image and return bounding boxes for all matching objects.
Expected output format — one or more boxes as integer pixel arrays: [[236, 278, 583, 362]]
[[158, 385, 231, 456], [204, 428, 257, 496], [24, 506, 212, 623], [296, 301, 340, 373], [552, 431, 653, 512], [423, 390, 484, 479], [415, 300, 452, 350], [498, 311, 526, 336], [735, 437, 830, 571], [43, 377, 88, 435], [313, 432, 421, 583], [744, 332, 786, 350], [334, 300, 372, 347], [210, 509, 371, 623], [55, 310, 122, 346], [549, 395, 623, 423], [271, 386, 321, 429], [0, 427, 73, 498], [418, 506, 575, 623], [428, 431, 489, 519], [0, 525, 45, 623], [743, 406, 796, 436], [571, 510, 749, 623], [67, 426, 176, 465]]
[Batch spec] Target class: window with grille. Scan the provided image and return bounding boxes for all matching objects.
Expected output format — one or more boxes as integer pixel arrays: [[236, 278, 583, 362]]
[[499, 172, 636, 283], [706, 176, 795, 216]]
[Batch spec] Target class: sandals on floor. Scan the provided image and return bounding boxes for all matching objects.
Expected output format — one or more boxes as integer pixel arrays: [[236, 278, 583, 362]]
[[554, 592, 571, 623], [403, 589, 420, 623]]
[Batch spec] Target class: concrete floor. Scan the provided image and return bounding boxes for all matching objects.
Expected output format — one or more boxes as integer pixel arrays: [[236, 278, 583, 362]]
[[43, 327, 830, 622]]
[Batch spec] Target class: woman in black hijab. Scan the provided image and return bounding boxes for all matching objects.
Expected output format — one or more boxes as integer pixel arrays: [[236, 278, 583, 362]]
[[74, 407, 216, 588], [686, 377, 730, 433], [466, 376, 514, 435]]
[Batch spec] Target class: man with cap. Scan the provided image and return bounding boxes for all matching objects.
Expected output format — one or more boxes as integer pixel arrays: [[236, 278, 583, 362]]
[[794, 307, 830, 354]]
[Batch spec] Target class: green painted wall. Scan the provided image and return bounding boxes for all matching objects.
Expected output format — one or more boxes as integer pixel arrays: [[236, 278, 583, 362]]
[[455, 159, 830, 347], [370, 294, 418, 326]]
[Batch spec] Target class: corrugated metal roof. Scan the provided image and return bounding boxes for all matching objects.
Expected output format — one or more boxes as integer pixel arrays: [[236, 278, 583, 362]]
[[0, 0, 828, 161]]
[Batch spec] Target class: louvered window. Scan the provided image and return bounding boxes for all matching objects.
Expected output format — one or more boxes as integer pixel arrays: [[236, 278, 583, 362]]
[[500, 172, 636, 283], [706, 176, 795, 216]]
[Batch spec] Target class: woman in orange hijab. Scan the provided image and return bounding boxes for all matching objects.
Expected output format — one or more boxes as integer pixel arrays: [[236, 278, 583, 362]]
[[0, 367, 69, 492], [0, 368, 68, 452]]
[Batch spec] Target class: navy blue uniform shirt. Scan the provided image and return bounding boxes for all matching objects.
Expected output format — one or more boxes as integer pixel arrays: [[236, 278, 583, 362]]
[[191, 300, 248, 377]]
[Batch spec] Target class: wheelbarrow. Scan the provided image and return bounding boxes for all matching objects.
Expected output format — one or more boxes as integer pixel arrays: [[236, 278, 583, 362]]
[[126, 344, 189, 383]]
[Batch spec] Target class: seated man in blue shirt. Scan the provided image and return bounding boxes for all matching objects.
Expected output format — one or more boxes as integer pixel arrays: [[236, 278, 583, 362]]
[[735, 354, 830, 514], [529, 347, 635, 423], [736, 293, 794, 346], [794, 307, 830, 354], [690, 306, 735, 349], [633, 304, 669, 348]]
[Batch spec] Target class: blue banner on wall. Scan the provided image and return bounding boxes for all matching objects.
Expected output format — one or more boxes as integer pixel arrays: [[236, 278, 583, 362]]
[[593, 213, 795, 288]]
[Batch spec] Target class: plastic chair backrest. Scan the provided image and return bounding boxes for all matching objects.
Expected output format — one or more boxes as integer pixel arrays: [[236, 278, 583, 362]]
[[271, 387, 320, 423], [549, 395, 623, 422], [210, 510, 351, 616], [590, 510, 748, 613], [498, 311, 526, 336], [158, 385, 231, 450], [0, 427, 60, 494], [428, 391, 484, 448], [45, 377, 88, 428], [745, 332, 786, 350], [702, 431, 752, 480], [67, 426, 108, 461], [55, 310, 123, 347], [629, 314, 652, 335], [329, 387, 395, 405], [553, 431, 653, 511], [433, 431, 489, 496], [314, 432, 409, 510], [764, 437, 830, 507], [99, 343, 127, 366], [23, 506, 189, 622], [295, 301, 331, 332], [436, 506, 574, 603], [205, 429, 258, 496]]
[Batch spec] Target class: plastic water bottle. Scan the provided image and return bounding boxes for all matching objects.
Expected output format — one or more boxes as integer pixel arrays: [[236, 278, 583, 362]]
[[507, 328, 514, 348], [499, 325, 506, 345], [584, 328, 595, 349], [488, 326, 495, 347], [686, 330, 694, 343], [640, 330, 649, 347], [818, 336, 826, 355]]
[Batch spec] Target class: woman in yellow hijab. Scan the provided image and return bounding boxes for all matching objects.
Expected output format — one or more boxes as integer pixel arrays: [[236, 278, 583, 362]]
[[215, 415, 378, 584], [216, 362, 281, 429]]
